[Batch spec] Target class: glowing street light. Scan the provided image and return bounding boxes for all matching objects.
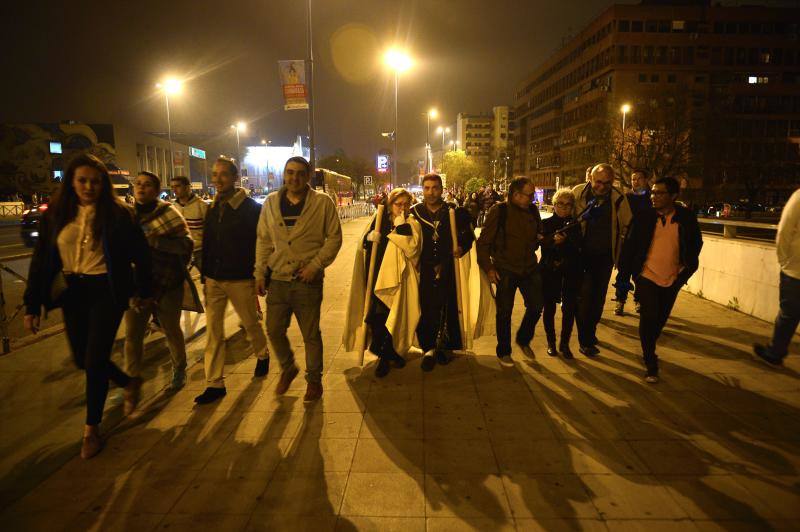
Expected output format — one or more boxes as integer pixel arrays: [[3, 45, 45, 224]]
[[425, 108, 439, 173], [620, 103, 632, 132], [383, 47, 414, 185], [155, 77, 184, 179], [230, 122, 247, 164]]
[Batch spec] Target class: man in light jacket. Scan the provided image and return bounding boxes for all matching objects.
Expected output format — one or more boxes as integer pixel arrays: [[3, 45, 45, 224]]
[[754, 187, 800, 366], [255, 157, 343, 402]]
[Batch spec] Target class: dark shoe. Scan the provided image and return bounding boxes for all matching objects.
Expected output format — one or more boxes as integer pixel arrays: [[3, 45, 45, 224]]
[[421, 355, 436, 372], [375, 358, 391, 378], [304, 382, 323, 403], [391, 354, 406, 368], [560, 344, 574, 360], [644, 373, 659, 384], [635, 301, 641, 314], [579, 345, 600, 357], [753, 343, 784, 367], [194, 387, 227, 404], [546, 342, 558, 357], [81, 430, 103, 460], [123, 377, 143, 416], [275, 365, 300, 395], [435, 350, 451, 365], [498, 355, 515, 367], [254, 357, 270, 377]]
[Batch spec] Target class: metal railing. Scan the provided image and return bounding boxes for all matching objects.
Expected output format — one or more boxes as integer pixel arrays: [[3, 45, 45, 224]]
[[0, 260, 29, 354], [697, 217, 778, 243], [337, 202, 374, 222], [0, 202, 24, 217]]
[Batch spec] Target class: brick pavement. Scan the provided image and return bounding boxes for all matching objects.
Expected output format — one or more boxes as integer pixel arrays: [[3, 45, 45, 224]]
[[2, 217, 799, 531]]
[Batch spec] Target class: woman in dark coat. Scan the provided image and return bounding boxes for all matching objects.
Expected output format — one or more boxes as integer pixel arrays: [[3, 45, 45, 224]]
[[540, 189, 582, 359], [23, 154, 153, 459]]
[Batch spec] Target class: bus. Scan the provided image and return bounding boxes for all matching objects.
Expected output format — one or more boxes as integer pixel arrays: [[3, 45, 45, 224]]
[[312, 168, 354, 205]]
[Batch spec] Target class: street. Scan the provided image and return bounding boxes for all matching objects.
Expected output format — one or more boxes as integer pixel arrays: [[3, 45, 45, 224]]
[[0, 223, 31, 260], [1, 216, 799, 530]]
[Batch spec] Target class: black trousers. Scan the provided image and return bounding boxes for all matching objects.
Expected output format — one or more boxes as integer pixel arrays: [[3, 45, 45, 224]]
[[494, 268, 543, 357], [367, 298, 398, 360], [542, 268, 580, 346], [62, 274, 128, 426], [636, 276, 681, 375], [417, 266, 462, 352], [576, 253, 614, 347]]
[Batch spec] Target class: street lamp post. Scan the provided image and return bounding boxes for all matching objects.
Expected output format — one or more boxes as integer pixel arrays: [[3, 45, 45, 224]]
[[384, 48, 413, 187], [620, 103, 632, 166], [426, 108, 437, 173], [155, 78, 183, 180], [230, 122, 246, 183]]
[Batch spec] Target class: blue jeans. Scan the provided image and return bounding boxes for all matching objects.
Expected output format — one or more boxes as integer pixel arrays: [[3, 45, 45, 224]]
[[770, 272, 800, 358]]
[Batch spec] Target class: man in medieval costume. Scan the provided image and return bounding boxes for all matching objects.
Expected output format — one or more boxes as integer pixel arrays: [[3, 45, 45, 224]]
[[411, 173, 476, 371], [343, 188, 422, 378]]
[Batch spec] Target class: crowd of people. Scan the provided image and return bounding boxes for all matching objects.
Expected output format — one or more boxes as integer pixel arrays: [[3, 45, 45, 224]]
[[20, 153, 798, 461]]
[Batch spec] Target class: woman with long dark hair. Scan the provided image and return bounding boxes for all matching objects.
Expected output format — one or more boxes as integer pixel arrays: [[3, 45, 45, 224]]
[[23, 153, 153, 459]]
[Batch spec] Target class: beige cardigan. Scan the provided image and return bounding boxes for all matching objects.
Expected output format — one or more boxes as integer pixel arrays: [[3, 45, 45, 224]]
[[255, 186, 343, 282], [572, 182, 633, 267]]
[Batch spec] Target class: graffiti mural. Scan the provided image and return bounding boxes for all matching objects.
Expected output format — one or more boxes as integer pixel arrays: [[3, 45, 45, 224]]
[[0, 123, 117, 196]]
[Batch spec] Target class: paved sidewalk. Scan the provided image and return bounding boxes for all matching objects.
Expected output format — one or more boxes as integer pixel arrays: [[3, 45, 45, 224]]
[[2, 217, 799, 531]]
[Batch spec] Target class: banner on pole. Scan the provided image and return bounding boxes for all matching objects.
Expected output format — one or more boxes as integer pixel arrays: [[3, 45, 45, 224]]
[[278, 60, 309, 110]]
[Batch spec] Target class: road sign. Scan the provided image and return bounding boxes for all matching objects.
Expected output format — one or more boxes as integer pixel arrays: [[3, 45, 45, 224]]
[[364, 176, 372, 185]]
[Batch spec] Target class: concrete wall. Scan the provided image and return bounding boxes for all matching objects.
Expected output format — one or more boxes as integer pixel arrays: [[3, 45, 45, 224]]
[[683, 234, 780, 322]]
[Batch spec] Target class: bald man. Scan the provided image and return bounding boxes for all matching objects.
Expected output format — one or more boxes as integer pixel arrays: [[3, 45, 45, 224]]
[[571, 164, 633, 357]]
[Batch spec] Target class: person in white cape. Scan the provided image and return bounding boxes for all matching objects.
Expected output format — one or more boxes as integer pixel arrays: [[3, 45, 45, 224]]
[[343, 188, 422, 378]]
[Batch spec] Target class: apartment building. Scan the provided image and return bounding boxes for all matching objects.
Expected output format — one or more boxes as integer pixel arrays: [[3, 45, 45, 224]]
[[514, 0, 800, 203]]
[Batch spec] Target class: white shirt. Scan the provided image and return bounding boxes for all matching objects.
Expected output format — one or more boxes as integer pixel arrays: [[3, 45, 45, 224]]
[[57, 204, 107, 275], [777, 188, 800, 280]]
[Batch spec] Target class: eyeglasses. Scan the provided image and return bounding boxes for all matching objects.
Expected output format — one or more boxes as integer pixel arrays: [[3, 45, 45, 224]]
[[555, 202, 574, 208]]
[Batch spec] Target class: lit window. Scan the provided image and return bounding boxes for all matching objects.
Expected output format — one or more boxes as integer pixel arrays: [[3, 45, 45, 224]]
[[49, 142, 62, 154], [748, 76, 758, 84], [672, 20, 685, 31], [53, 170, 63, 181]]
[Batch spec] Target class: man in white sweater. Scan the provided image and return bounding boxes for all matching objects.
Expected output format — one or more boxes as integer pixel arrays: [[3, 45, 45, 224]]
[[754, 188, 800, 365], [255, 157, 342, 402]]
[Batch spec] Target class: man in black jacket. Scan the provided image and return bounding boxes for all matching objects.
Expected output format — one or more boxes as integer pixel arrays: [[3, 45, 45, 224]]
[[614, 169, 651, 316], [195, 158, 269, 404], [621, 177, 703, 383]]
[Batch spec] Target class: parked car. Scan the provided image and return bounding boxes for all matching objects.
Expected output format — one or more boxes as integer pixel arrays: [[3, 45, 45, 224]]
[[20, 204, 47, 247]]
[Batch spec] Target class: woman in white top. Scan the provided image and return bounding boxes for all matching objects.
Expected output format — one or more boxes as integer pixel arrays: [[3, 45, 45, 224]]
[[23, 154, 153, 459]]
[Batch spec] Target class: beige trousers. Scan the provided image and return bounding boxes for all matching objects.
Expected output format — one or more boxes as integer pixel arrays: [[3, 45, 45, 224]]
[[203, 278, 268, 387]]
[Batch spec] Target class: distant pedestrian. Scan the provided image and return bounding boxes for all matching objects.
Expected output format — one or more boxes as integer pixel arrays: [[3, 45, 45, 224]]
[[344, 188, 421, 378], [621, 177, 702, 383], [613, 169, 651, 316], [23, 154, 153, 459], [255, 157, 342, 402], [195, 158, 269, 405], [540, 188, 582, 359], [477, 176, 542, 366], [124, 172, 193, 395], [171, 175, 208, 272], [572, 164, 633, 357], [754, 187, 800, 366], [466, 192, 481, 227]]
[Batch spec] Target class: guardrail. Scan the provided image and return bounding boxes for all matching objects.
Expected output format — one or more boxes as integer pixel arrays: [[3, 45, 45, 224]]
[[337, 202, 374, 222], [0, 202, 24, 217], [697, 217, 778, 243], [0, 260, 28, 354]]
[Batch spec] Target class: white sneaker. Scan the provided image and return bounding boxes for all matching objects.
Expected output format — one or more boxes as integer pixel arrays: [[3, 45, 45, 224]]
[[498, 355, 515, 367]]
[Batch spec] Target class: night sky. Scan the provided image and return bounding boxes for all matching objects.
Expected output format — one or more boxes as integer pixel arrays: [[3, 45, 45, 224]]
[[1, 0, 786, 165]]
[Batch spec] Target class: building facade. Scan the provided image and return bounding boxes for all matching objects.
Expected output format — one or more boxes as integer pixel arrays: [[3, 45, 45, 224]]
[[0, 122, 209, 197], [514, 0, 800, 203], [456, 113, 492, 163]]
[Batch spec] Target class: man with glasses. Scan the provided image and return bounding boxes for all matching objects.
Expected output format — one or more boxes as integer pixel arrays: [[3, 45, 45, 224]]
[[620, 177, 702, 382], [477, 176, 543, 366], [572, 163, 633, 357]]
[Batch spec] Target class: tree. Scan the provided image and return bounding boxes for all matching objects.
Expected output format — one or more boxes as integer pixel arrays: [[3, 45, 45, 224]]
[[464, 177, 487, 195], [611, 92, 700, 188], [318, 149, 372, 199], [441, 150, 483, 188]]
